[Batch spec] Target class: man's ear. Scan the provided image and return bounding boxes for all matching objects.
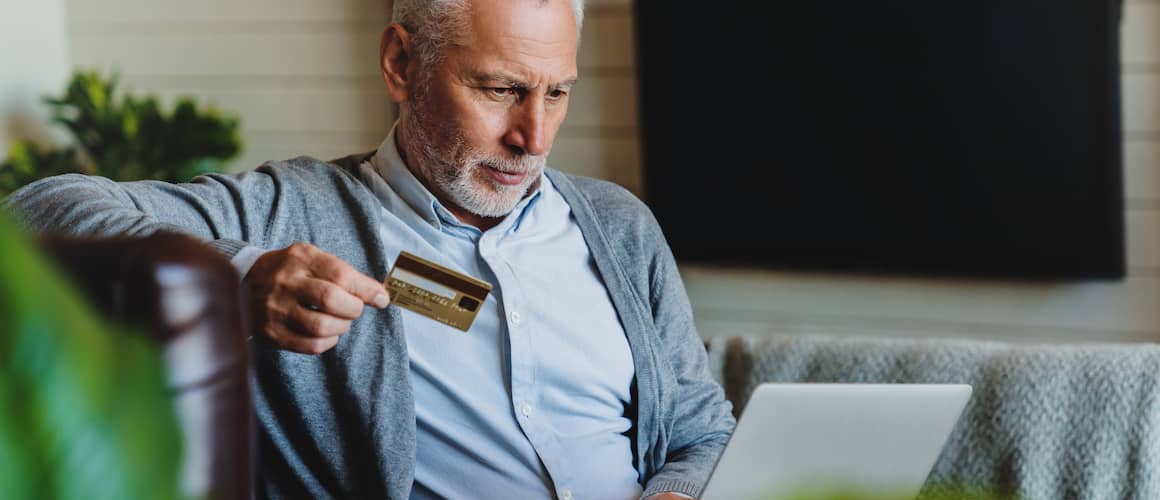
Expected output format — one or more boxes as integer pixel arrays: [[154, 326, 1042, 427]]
[[380, 23, 414, 103]]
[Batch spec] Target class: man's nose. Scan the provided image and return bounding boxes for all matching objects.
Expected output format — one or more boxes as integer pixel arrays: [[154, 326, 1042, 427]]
[[503, 99, 548, 157]]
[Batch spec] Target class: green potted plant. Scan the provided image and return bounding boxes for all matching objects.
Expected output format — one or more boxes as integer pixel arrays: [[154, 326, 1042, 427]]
[[0, 70, 242, 196], [0, 213, 182, 499]]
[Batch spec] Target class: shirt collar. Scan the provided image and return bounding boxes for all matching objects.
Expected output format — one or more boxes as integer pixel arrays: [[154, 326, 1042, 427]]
[[368, 123, 546, 234]]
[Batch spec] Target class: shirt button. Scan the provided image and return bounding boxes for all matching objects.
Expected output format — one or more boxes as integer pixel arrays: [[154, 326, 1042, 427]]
[[510, 311, 522, 326], [519, 403, 532, 418], [561, 489, 573, 500]]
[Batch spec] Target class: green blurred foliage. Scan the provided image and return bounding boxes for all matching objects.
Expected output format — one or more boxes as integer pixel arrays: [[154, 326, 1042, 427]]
[[0, 215, 182, 500], [0, 69, 241, 196]]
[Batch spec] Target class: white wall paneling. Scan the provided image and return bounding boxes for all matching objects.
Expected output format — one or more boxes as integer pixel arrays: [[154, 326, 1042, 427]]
[[685, 269, 1160, 340], [1125, 74, 1159, 134], [1123, 0, 1159, 67], [67, 0, 385, 24], [66, 0, 392, 171], [1, 0, 71, 156], [1126, 142, 1159, 205]]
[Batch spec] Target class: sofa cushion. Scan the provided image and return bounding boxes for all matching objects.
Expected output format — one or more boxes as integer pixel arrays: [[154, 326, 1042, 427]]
[[707, 335, 1160, 500]]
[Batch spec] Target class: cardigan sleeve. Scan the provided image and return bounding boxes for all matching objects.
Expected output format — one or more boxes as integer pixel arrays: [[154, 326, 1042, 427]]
[[640, 226, 736, 499], [4, 169, 284, 259]]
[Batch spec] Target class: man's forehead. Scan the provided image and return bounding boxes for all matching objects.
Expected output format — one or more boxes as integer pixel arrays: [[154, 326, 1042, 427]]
[[458, 0, 579, 56]]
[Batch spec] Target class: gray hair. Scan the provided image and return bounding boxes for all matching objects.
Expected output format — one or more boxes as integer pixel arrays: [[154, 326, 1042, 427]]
[[391, 0, 584, 68]]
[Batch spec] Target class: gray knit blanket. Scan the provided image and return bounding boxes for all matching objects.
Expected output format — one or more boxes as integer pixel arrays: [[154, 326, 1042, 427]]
[[705, 335, 1160, 500]]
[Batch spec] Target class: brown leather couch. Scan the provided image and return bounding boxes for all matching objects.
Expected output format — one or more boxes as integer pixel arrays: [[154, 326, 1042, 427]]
[[41, 234, 253, 500]]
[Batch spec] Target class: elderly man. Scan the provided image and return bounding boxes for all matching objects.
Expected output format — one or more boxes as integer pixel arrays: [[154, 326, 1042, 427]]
[[5, 0, 734, 498]]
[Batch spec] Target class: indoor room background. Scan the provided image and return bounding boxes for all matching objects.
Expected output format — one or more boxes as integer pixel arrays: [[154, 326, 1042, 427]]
[[4, 0, 1158, 343]]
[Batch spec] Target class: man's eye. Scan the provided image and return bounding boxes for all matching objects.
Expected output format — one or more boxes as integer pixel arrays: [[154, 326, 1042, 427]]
[[489, 88, 515, 98], [548, 89, 568, 100]]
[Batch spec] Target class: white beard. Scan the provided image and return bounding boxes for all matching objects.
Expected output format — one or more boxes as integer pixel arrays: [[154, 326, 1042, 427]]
[[403, 102, 546, 218]]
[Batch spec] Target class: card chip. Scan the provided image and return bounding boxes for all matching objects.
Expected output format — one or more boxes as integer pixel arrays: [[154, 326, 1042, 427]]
[[458, 296, 480, 312]]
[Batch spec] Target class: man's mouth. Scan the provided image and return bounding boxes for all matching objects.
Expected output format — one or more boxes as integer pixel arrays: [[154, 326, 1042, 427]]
[[483, 164, 527, 186]]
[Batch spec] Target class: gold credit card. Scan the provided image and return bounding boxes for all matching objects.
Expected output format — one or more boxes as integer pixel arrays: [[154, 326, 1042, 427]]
[[385, 251, 492, 332]]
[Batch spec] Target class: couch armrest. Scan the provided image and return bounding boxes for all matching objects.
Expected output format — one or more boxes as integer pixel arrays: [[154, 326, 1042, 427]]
[[41, 234, 252, 500]]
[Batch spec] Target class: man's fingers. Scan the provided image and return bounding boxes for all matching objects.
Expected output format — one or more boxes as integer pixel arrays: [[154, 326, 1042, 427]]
[[246, 243, 374, 355], [285, 305, 353, 338], [297, 278, 365, 319], [307, 250, 390, 308]]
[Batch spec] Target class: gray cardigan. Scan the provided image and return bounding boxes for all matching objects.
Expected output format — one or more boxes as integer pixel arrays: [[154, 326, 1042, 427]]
[[5, 154, 736, 499]]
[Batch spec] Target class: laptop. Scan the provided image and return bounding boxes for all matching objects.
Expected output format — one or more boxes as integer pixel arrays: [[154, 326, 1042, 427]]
[[701, 383, 972, 500]]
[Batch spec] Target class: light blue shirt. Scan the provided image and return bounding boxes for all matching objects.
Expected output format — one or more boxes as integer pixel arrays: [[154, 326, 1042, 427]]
[[232, 132, 642, 498], [353, 129, 641, 500]]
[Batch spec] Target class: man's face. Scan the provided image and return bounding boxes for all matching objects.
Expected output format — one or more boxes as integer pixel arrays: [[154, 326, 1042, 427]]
[[401, 0, 579, 220]]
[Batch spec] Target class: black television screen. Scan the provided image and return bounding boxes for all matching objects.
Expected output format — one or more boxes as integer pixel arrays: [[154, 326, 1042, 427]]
[[634, 0, 1124, 279]]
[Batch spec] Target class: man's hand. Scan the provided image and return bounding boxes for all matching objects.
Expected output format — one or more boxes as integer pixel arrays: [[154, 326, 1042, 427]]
[[244, 242, 390, 354]]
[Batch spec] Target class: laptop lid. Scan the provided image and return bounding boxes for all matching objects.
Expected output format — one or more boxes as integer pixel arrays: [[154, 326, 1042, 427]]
[[701, 383, 971, 500]]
